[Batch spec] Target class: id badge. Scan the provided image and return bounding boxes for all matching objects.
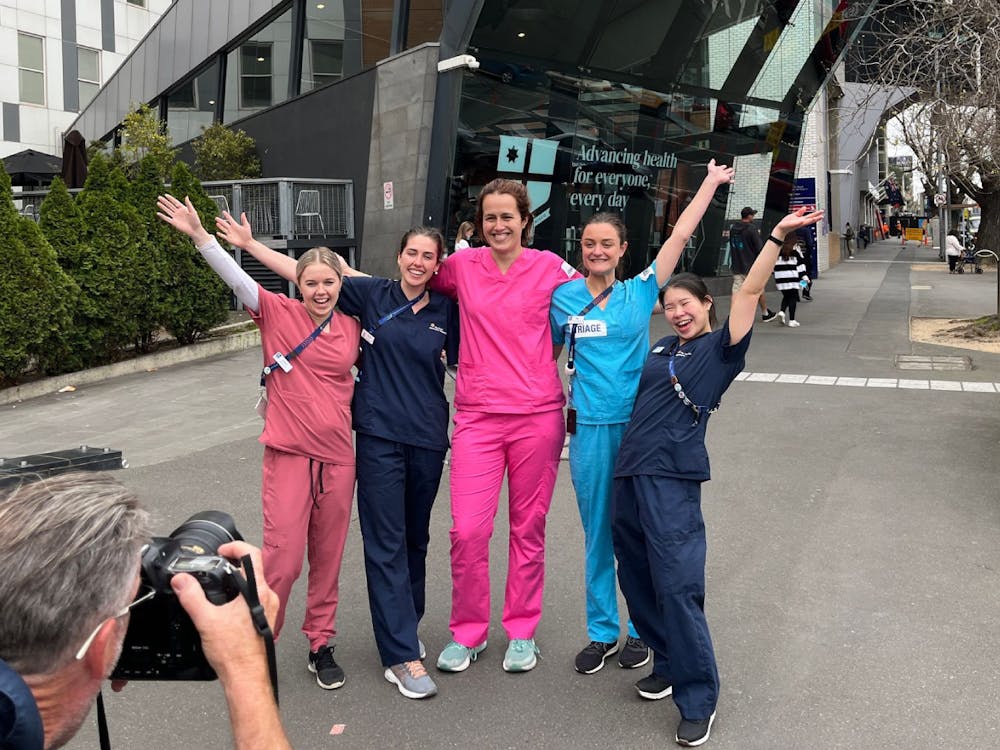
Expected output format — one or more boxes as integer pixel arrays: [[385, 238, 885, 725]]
[[361, 329, 375, 345], [566, 407, 577, 434], [568, 315, 584, 326], [272, 352, 293, 373]]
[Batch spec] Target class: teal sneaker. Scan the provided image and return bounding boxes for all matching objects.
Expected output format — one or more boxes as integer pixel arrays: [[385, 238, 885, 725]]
[[502, 639, 539, 672], [436, 640, 486, 672]]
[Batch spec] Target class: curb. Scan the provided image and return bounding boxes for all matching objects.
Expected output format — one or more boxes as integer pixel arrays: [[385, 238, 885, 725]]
[[1, 329, 261, 406]]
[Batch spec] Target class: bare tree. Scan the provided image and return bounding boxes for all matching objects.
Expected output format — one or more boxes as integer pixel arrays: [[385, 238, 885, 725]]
[[846, 0, 1000, 255]]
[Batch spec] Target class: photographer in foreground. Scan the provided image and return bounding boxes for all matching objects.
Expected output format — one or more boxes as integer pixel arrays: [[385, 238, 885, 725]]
[[0, 472, 291, 750]]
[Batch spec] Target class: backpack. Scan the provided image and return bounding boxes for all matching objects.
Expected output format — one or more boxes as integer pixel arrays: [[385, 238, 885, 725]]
[[729, 226, 746, 254]]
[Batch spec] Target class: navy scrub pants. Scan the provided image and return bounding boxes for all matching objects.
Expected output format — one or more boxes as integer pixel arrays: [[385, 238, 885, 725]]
[[356, 432, 446, 667], [612, 474, 719, 721]]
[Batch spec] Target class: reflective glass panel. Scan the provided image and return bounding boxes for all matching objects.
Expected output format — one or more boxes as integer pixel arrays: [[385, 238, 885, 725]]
[[301, 2, 348, 93], [224, 5, 293, 123], [166, 60, 220, 145]]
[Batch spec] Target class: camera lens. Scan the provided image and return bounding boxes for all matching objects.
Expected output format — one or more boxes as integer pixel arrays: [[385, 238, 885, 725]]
[[169, 511, 243, 555]]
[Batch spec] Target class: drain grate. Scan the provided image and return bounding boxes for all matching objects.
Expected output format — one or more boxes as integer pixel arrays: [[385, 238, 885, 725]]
[[895, 354, 972, 371]]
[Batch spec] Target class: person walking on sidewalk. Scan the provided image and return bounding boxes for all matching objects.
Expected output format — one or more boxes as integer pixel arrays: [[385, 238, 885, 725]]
[[157, 194, 359, 693], [844, 222, 855, 257], [729, 207, 778, 322], [431, 178, 581, 675], [946, 230, 963, 273], [549, 160, 734, 677], [773, 236, 809, 327], [216, 219, 458, 701], [612, 206, 824, 747]]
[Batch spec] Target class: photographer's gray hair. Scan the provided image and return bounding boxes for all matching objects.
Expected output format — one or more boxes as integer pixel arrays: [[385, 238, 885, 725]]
[[0, 473, 150, 674]]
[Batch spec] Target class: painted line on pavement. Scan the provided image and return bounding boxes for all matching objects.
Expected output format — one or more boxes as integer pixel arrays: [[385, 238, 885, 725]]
[[734, 372, 998, 393]]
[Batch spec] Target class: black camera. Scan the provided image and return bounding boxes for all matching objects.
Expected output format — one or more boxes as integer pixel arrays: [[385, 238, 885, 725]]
[[111, 511, 244, 681]]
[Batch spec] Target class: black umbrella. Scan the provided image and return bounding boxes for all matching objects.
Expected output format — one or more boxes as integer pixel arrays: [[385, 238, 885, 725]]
[[1, 148, 62, 187], [61, 130, 88, 189]]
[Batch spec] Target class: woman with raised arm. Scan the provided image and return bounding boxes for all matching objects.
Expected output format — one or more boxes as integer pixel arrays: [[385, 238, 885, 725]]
[[157, 194, 359, 694], [549, 160, 734, 677], [611, 206, 823, 747], [216, 217, 458, 701]]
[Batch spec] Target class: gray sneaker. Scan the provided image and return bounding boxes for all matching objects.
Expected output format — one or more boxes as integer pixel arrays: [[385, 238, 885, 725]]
[[384, 660, 438, 699]]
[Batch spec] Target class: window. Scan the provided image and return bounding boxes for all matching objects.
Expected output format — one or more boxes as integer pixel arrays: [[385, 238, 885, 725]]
[[309, 40, 343, 89], [165, 60, 220, 145], [240, 42, 273, 108], [18, 33, 45, 105], [126, 0, 146, 6], [78, 47, 100, 109]]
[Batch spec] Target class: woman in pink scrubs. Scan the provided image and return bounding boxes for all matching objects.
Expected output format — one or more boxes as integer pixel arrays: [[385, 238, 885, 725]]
[[433, 179, 580, 674]]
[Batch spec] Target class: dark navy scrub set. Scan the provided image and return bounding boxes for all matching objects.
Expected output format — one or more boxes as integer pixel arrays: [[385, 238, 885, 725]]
[[337, 277, 459, 667], [612, 322, 750, 722]]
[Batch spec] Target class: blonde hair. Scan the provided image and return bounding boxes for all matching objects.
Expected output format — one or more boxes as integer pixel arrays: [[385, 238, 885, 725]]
[[295, 247, 343, 283]]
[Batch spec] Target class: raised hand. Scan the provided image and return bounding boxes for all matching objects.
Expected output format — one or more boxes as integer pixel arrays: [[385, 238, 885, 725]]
[[216, 211, 254, 248], [776, 206, 825, 235], [705, 158, 735, 187], [157, 193, 208, 240]]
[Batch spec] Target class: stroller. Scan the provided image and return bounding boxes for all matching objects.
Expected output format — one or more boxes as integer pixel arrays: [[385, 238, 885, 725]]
[[957, 239, 983, 274]]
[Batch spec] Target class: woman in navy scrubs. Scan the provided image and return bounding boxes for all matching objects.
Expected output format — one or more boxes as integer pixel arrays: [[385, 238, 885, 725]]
[[218, 218, 458, 701], [612, 206, 823, 747]]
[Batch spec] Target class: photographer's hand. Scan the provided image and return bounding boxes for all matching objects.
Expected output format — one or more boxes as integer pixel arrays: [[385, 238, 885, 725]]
[[172, 541, 290, 750]]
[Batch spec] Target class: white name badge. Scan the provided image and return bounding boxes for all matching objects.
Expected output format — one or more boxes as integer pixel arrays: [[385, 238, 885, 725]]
[[568, 315, 585, 326], [574, 320, 608, 338], [272, 352, 293, 373], [361, 329, 375, 345]]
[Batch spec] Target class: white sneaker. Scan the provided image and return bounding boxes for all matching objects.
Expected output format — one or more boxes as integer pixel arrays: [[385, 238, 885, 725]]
[[787, 319, 801, 327], [776, 311, 786, 326]]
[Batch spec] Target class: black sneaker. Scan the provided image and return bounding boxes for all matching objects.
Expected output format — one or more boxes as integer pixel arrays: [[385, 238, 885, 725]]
[[574, 640, 619, 674], [676, 711, 716, 747], [634, 672, 672, 700], [801, 293, 812, 301], [617, 636, 650, 669], [308, 645, 345, 690], [762, 309, 779, 322]]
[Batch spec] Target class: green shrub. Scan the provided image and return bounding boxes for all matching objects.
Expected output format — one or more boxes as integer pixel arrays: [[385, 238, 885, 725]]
[[159, 162, 230, 344], [0, 166, 76, 384], [70, 152, 145, 365], [192, 122, 262, 181]]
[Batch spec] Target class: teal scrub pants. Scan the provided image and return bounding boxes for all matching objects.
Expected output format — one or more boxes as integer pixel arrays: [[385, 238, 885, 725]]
[[569, 422, 639, 643]]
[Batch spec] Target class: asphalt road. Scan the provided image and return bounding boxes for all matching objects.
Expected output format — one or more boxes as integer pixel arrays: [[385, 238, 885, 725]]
[[2, 239, 998, 750]]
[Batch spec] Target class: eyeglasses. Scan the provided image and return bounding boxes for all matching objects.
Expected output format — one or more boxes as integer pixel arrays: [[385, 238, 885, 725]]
[[74, 585, 155, 661]]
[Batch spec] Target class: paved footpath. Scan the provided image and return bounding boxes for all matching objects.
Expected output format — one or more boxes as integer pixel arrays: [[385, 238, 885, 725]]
[[2, 239, 998, 750]]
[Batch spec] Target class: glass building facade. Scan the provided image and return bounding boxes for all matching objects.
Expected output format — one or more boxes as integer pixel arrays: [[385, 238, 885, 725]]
[[446, 0, 859, 278]]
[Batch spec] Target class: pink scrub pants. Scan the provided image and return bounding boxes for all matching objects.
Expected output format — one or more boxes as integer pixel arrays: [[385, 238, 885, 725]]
[[447, 408, 565, 646], [261, 447, 355, 651]]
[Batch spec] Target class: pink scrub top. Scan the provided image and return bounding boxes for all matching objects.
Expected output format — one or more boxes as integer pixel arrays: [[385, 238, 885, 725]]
[[433, 246, 579, 414], [249, 286, 361, 465]]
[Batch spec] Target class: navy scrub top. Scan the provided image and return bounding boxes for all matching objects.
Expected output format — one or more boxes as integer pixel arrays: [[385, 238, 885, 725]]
[[614, 322, 750, 482], [338, 277, 459, 452], [0, 659, 43, 750]]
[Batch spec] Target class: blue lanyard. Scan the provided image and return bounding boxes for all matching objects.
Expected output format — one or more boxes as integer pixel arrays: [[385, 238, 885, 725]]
[[369, 292, 425, 335], [566, 282, 615, 375], [259, 310, 333, 386], [666, 340, 720, 424]]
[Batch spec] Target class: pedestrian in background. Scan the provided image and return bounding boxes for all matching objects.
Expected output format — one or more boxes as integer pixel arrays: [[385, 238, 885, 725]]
[[774, 236, 809, 327], [946, 230, 963, 273], [454, 221, 474, 253], [844, 222, 855, 257], [157, 193, 359, 693], [729, 207, 778, 322], [550, 160, 734, 677], [612, 205, 824, 747]]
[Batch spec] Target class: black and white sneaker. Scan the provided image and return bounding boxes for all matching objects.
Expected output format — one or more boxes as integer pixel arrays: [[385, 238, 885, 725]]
[[634, 672, 672, 700], [676, 711, 716, 747], [308, 645, 346, 689], [617, 636, 650, 669], [762, 309, 779, 323], [574, 640, 619, 674]]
